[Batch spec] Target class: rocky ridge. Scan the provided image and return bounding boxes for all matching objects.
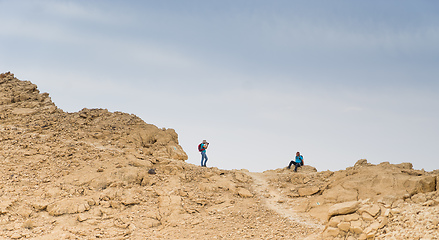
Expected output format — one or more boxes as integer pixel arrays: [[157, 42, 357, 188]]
[[262, 158, 438, 239], [0, 72, 438, 239]]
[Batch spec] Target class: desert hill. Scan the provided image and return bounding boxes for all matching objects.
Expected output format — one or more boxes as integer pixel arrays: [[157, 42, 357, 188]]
[[0, 72, 438, 239]]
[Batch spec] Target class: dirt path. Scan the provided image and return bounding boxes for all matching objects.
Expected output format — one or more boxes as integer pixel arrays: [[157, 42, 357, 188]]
[[246, 172, 324, 239]]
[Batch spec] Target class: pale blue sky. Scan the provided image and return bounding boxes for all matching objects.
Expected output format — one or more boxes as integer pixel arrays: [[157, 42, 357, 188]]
[[1, 0, 438, 172]]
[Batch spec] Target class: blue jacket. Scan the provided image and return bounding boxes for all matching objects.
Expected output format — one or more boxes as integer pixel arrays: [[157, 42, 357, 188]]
[[201, 143, 207, 153], [295, 155, 303, 163]]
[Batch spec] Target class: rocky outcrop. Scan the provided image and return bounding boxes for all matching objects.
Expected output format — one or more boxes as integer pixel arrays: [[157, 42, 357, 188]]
[[323, 199, 389, 239], [322, 190, 439, 239], [265, 159, 438, 239], [0, 72, 187, 163]]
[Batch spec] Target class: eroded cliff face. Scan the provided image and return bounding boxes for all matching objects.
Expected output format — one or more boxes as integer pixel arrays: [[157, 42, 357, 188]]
[[0, 72, 187, 162], [263, 160, 439, 239], [0, 72, 437, 240]]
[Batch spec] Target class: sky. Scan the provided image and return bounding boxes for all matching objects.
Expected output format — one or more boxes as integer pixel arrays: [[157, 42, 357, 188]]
[[0, 0, 438, 172]]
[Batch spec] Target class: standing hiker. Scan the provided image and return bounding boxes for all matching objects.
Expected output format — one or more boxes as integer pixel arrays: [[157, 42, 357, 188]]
[[198, 140, 209, 167], [288, 152, 304, 172]]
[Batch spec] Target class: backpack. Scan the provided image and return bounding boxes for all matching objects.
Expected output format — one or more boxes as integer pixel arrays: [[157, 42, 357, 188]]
[[300, 156, 304, 166], [198, 143, 203, 152]]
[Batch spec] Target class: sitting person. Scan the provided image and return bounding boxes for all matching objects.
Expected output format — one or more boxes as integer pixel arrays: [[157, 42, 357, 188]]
[[287, 152, 304, 172]]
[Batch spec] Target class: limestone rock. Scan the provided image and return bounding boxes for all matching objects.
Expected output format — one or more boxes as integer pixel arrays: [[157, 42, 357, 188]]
[[323, 227, 340, 238], [23, 219, 36, 229], [237, 188, 253, 198], [359, 204, 381, 217], [10, 233, 22, 239], [328, 201, 360, 219], [46, 198, 91, 216], [298, 186, 320, 196], [350, 222, 363, 234], [344, 213, 360, 222], [361, 212, 375, 221], [337, 221, 351, 232]]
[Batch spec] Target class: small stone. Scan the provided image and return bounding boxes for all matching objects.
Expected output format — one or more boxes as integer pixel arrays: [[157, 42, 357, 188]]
[[411, 193, 427, 204], [77, 214, 88, 222], [328, 215, 344, 228], [366, 231, 376, 239], [128, 223, 136, 231], [358, 233, 367, 240], [365, 204, 381, 217], [344, 213, 360, 222], [369, 221, 381, 232], [31, 201, 49, 211], [23, 219, 35, 229], [392, 199, 405, 208], [422, 200, 436, 207], [323, 227, 340, 238], [17, 208, 33, 218], [377, 216, 388, 228], [237, 188, 253, 198], [384, 208, 391, 217], [297, 186, 320, 196], [337, 221, 351, 232], [350, 220, 364, 234], [350, 220, 362, 228], [121, 196, 140, 205], [328, 201, 360, 219], [362, 212, 375, 221], [351, 226, 363, 234], [10, 232, 21, 239], [391, 208, 401, 215]]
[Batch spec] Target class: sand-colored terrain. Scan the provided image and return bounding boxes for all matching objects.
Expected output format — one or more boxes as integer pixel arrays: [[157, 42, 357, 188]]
[[0, 72, 438, 239]]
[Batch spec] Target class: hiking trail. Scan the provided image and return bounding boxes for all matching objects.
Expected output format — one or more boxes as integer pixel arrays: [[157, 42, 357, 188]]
[[245, 171, 324, 239]]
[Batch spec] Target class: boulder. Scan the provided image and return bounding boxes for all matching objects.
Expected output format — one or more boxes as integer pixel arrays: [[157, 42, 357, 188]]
[[350, 221, 363, 234], [323, 227, 340, 238], [403, 176, 436, 195], [46, 198, 91, 216], [361, 212, 375, 222], [358, 204, 381, 217], [337, 221, 351, 232], [237, 188, 253, 198], [328, 201, 360, 219], [298, 186, 320, 197]]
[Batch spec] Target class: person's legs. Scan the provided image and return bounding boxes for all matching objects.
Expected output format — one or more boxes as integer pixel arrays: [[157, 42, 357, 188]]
[[201, 151, 208, 167], [204, 152, 208, 166], [294, 162, 299, 172], [288, 161, 294, 169]]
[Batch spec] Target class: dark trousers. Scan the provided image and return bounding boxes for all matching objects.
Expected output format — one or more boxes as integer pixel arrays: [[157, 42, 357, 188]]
[[288, 161, 302, 172]]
